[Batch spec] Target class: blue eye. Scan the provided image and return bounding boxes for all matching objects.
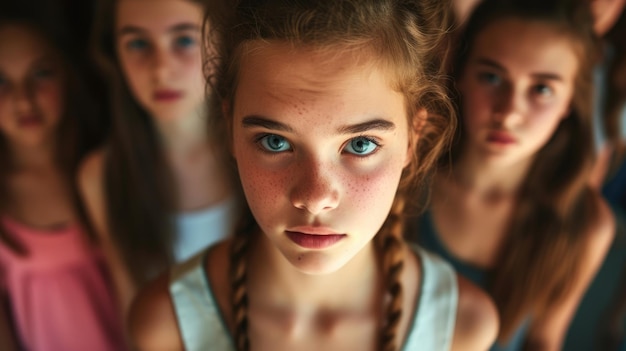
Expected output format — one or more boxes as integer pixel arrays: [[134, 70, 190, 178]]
[[175, 36, 196, 48], [259, 134, 291, 152], [127, 38, 149, 51], [478, 72, 502, 86], [344, 137, 378, 156], [533, 84, 553, 97]]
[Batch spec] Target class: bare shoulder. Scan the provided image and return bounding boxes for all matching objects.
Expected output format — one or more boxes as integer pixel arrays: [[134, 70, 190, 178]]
[[583, 193, 615, 263], [451, 275, 499, 351], [128, 272, 184, 351], [76, 147, 110, 239], [588, 193, 615, 249], [77, 147, 106, 193]]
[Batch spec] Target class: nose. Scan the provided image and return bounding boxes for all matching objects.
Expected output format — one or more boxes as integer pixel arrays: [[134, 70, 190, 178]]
[[290, 157, 340, 215], [492, 86, 524, 128], [12, 83, 35, 115], [151, 48, 174, 84]]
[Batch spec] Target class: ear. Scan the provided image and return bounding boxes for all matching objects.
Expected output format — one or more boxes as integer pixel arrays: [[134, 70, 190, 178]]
[[405, 108, 428, 167]]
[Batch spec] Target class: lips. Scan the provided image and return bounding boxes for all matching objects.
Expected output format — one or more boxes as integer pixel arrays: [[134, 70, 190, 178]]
[[17, 114, 43, 127], [153, 89, 182, 102], [285, 226, 346, 249], [486, 130, 516, 144]]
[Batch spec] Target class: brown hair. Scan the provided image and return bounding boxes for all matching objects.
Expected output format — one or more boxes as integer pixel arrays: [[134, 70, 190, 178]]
[[451, 0, 601, 342], [203, 1, 456, 350], [0, 3, 103, 254], [91, 0, 210, 283]]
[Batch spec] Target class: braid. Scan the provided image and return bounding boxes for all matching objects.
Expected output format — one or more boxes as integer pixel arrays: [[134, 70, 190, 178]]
[[229, 207, 256, 351], [376, 194, 407, 351]]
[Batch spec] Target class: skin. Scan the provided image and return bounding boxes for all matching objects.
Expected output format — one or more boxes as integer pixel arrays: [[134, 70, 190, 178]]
[[232, 43, 412, 276], [78, 0, 232, 331], [457, 19, 576, 173], [128, 43, 499, 351], [115, 0, 205, 124], [0, 26, 63, 152], [590, 0, 626, 35], [454, 0, 626, 35], [452, 0, 483, 26], [431, 19, 615, 350], [0, 24, 77, 350]]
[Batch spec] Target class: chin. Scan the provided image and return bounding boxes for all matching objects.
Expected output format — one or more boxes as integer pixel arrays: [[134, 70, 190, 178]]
[[285, 251, 352, 276]]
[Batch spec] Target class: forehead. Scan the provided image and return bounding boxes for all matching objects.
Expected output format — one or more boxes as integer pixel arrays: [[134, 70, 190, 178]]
[[0, 25, 53, 71], [115, 0, 203, 32], [238, 42, 396, 98], [234, 42, 407, 128], [471, 18, 579, 77]]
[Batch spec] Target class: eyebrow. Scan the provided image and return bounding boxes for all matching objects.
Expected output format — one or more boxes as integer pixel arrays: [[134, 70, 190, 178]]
[[118, 23, 200, 36], [242, 116, 396, 134], [475, 58, 564, 82], [337, 119, 396, 134]]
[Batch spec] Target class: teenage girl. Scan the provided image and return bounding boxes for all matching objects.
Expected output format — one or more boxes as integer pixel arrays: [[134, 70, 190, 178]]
[[411, 0, 615, 350], [79, 0, 237, 321], [0, 7, 125, 351], [129, 0, 500, 350]]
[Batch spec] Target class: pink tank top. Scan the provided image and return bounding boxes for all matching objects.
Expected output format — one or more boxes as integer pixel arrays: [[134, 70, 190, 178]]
[[0, 217, 126, 351]]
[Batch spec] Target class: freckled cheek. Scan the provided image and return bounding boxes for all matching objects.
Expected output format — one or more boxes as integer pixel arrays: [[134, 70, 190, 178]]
[[237, 154, 291, 212], [345, 160, 405, 216]]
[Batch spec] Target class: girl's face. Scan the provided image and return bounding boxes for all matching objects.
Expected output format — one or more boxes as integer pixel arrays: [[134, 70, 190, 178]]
[[232, 43, 414, 275], [458, 18, 579, 165], [115, 0, 205, 122], [0, 25, 65, 148]]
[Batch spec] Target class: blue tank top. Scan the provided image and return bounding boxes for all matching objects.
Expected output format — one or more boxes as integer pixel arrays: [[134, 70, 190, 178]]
[[415, 211, 529, 351]]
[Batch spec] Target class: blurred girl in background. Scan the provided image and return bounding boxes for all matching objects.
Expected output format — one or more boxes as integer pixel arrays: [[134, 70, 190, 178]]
[[410, 0, 615, 350], [79, 0, 237, 325], [0, 4, 125, 351]]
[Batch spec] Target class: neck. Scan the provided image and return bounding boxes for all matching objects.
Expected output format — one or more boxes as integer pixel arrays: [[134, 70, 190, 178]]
[[248, 233, 381, 314], [7, 139, 58, 171], [155, 104, 210, 154], [453, 142, 535, 197]]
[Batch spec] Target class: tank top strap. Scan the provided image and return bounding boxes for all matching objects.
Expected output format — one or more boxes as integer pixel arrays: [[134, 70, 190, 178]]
[[402, 244, 458, 351], [169, 250, 235, 351]]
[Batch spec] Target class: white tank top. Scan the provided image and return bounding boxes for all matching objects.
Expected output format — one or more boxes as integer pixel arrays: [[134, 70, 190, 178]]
[[173, 197, 237, 263], [169, 244, 458, 350]]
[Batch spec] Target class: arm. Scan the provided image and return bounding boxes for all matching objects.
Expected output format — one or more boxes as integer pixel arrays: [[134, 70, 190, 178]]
[[589, 142, 613, 190], [128, 272, 184, 351], [77, 149, 137, 324], [451, 275, 500, 351], [525, 195, 615, 351], [0, 291, 19, 351]]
